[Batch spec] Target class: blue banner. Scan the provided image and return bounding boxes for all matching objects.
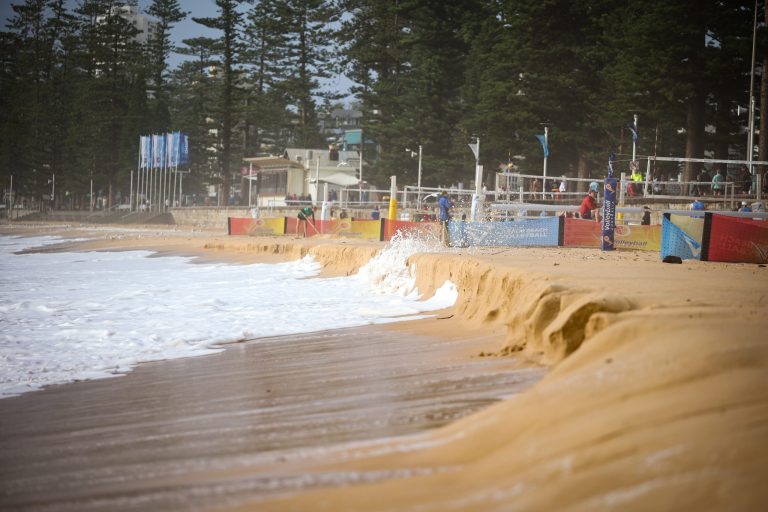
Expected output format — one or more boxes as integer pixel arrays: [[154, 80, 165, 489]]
[[448, 217, 560, 247], [535, 134, 549, 158], [661, 216, 702, 260], [626, 123, 638, 143], [157, 134, 166, 168], [179, 132, 189, 165], [140, 132, 188, 168], [601, 178, 617, 251]]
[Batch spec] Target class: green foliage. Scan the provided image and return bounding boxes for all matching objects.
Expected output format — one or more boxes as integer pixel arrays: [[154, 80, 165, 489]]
[[146, 0, 186, 131], [0, 0, 763, 204]]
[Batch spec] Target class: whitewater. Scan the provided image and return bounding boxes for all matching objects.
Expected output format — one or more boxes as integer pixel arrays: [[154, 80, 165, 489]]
[[0, 234, 456, 399]]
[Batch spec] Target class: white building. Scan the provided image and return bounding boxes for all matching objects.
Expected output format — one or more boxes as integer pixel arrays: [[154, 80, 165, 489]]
[[96, 5, 155, 44]]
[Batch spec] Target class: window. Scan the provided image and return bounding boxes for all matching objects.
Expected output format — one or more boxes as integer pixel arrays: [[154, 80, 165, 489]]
[[260, 172, 287, 195]]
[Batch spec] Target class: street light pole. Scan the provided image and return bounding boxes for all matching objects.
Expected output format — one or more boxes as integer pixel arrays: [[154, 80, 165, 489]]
[[747, 0, 758, 178], [248, 162, 253, 206], [469, 137, 482, 220], [632, 114, 638, 162], [542, 126, 548, 200], [407, 145, 423, 209], [417, 145, 422, 209]]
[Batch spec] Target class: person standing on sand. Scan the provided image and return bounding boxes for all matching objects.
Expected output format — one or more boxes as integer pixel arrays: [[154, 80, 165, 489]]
[[712, 170, 724, 196], [438, 191, 453, 246], [296, 206, 316, 237]]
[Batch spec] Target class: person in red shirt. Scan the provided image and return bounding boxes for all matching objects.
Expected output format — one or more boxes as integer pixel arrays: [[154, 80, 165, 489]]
[[578, 188, 600, 221]]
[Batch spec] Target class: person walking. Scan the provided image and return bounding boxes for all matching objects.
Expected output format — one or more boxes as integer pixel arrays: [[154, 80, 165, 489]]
[[438, 191, 453, 246], [296, 205, 317, 237]]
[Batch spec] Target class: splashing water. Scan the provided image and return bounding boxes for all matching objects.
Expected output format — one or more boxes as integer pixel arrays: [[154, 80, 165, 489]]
[[356, 229, 450, 297]]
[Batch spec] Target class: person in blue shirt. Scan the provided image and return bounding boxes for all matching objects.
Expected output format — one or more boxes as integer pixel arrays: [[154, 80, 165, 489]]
[[690, 200, 705, 211], [438, 191, 453, 246], [711, 170, 724, 196]]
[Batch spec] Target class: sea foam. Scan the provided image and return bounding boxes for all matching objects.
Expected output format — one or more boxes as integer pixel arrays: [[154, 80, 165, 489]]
[[0, 233, 455, 398]]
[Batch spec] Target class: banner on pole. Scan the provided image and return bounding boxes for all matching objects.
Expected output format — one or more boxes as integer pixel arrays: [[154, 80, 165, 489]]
[[140, 132, 188, 168], [468, 142, 479, 160], [626, 123, 639, 143], [166, 132, 175, 168], [157, 134, 166, 168], [601, 177, 617, 251], [151, 134, 159, 168], [139, 136, 149, 169], [179, 132, 189, 165], [535, 134, 549, 158]]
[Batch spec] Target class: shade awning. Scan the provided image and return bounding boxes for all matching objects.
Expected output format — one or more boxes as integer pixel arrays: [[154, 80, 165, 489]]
[[319, 172, 360, 187], [344, 130, 361, 145]]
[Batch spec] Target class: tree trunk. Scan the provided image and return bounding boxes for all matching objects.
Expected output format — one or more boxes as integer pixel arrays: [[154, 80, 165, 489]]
[[713, 99, 730, 176], [684, 90, 705, 187], [577, 154, 588, 193]]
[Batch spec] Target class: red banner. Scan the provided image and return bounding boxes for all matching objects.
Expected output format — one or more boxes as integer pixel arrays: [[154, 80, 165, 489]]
[[382, 219, 440, 241], [228, 217, 285, 236], [563, 217, 601, 247], [706, 215, 768, 263]]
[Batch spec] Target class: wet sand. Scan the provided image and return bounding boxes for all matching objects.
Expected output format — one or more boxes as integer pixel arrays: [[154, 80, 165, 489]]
[[0, 324, 543, 512], [2, 223, 767, 511]]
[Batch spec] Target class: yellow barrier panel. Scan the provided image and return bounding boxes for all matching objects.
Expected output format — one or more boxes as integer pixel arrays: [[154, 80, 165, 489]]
[[348, 219, 383, 240], [613, 224, 661, 251]]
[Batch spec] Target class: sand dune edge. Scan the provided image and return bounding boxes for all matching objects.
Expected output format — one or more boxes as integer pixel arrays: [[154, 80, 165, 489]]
[[3, 225, 767, 511], [232, 239, 768, 511]]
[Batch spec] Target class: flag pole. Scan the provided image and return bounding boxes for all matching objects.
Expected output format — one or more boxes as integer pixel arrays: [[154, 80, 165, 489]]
[[151, 135, 156, 212], [248, 161, 253, 206], [172, 132, 178, 207], [542, 126, 548, 200], [137, 138, 142, 212], [134, 136, 141, 212], [161, 134, 167, 212]]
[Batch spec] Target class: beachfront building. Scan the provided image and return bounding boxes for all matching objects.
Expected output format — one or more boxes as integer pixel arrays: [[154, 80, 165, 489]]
[[241, 145, 365, 207], [318, 108, 363, 144], [240, 157, 305, 208], [96, 5, 155, 44]]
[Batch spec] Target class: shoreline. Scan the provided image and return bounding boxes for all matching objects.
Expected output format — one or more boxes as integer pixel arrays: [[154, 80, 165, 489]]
[[0, 323, 545, 511], [1, 222, 767, 510]]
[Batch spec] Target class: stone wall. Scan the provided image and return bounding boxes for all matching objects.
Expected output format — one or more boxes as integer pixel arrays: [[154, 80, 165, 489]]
[[170, 206, 380, 229], [170, 207, 252, 230]]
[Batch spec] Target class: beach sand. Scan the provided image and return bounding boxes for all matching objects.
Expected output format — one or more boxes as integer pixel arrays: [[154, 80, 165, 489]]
[[1, 222, 767, 511]]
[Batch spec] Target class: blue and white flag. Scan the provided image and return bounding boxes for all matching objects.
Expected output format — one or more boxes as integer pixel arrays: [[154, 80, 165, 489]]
[[608, 152, 616, 177], [626, 123, 638, 143], [151, 135, 159, 168], [139, 136, 149, 169], [173, 132, 181, 167], [179, 132, 189, 165], [157, 134, 166, 168], [535, 134, 549, 158], [166, 132, 176, 168]]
